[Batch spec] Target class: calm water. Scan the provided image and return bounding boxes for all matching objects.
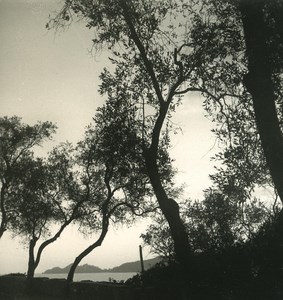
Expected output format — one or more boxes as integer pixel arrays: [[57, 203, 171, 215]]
[[35, 272, 137, 282]]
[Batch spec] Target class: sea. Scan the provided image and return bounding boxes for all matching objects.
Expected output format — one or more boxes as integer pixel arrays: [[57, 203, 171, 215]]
[[35, 272, 137, 282]]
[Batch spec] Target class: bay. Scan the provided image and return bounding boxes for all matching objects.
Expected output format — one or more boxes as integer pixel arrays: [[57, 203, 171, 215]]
[[35, 272, 137, 282]]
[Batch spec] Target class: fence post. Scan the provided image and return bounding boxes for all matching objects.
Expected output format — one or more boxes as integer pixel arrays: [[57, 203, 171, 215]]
[[139, 245, 145, 273]]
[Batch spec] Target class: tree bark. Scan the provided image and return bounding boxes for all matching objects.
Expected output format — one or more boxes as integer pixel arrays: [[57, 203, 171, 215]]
[[239, 0, 283, 203]]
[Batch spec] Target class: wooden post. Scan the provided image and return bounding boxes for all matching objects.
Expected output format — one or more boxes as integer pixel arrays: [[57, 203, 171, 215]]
[[139, 245, 145, 273]]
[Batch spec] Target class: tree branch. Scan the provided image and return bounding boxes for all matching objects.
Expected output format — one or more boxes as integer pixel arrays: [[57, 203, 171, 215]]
[[119, 0, 164, 105]]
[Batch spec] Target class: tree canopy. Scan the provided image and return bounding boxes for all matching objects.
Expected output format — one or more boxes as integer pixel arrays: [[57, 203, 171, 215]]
[[47, 0, 283, 272], [0, 116, 56, 239]]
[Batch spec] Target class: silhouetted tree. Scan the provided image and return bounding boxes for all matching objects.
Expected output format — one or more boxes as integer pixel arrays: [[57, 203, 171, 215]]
[[9, 156, 55, 279], [50, 0, 283, 274], [186, 0, 283, 205], [0, 116, 56, 239], [238, 0, 283, 203], [8, 142, 93, 282], [49, 0, 212, 269], [66, 112, 157, 284]]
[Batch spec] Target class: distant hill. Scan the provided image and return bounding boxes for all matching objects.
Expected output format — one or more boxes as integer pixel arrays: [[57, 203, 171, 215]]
[[44, 264, 103, 274], [43, 257, 161, 274], [110, 257, 162, 273]]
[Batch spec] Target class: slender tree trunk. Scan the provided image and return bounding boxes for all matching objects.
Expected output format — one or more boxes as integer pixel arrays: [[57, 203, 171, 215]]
[[143, 105, 193, 269], [32, 219, 73, 275], [0, 184, 7, 238], [239, 0, 283, 203], [66, 219, 109, 284]]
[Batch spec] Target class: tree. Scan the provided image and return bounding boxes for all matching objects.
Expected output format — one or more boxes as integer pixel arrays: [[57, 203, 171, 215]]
[[237, 0, 283, 204], [185, 0, 283, 206], [182, 0, 283, 279], [0, 116, 56, 239], [50, 0, 283, 271], [50, 0, 214, 269], [182, 0, 283, 229], [65, 114, 156, 284], [8, 155, 56, 280], [235, 0, 283, 279], [8, 142, 91, 282]]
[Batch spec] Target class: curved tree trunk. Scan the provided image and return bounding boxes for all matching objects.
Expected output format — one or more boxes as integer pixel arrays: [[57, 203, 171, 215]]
[[144, 148, 193, 269], [66, 218, 109, 284], [33, 219, 73, 274], [119, 0, 193, 269], [28, 202, 83, 277]]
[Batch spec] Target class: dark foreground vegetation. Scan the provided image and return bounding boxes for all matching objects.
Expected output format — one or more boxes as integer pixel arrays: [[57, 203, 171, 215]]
[[1, 245, 283, 300], [2, 219, 283, 300]]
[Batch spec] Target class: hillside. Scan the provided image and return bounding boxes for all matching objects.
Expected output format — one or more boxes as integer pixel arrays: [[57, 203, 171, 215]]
[[43, 257, 161, 274], [110, 257, 161, 273]]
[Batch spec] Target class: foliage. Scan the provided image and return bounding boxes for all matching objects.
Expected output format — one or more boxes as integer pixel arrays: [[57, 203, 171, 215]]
[[8, 156, 54, 240], [0, 116, 56, 238], [142, 189, 272, 258], [49, 0, 213, 265], [50, 0, 283, 273], [64, 112, 160, 283], [74, 115, 156, 233], [141, 215, 174, 260], [186, 190, 272, 252]]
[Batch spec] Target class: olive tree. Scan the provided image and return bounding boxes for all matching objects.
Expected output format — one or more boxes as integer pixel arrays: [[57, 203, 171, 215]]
[[0, 116, 56, 239], [49, 0, 216, 269], [65, 101, 159, 284], [8, 142, 94, 281], [48, 0, 283, 270]]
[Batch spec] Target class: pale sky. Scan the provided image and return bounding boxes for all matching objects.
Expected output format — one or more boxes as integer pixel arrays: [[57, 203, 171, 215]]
[[0, 0, 216, 274]]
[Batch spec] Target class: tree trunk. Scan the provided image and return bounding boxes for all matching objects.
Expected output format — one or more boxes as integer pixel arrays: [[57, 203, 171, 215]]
[[239, 1, 283, 274], [239, 0, 283, 203], [25, 238, 37, 295], [121, 0, 193, 271], [0, 184, 7, 238], [32, 219, 73, 275], [144, 148, 192, 269], [66, 219, 109, 284], [27, 238, 37, 279]]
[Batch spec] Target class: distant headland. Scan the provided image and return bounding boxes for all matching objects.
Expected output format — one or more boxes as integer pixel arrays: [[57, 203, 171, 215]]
[[43, 257, 161, 274]]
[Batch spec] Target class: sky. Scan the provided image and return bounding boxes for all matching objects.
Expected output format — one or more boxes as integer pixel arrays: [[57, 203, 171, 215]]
[[0, 0, 216, 274]]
